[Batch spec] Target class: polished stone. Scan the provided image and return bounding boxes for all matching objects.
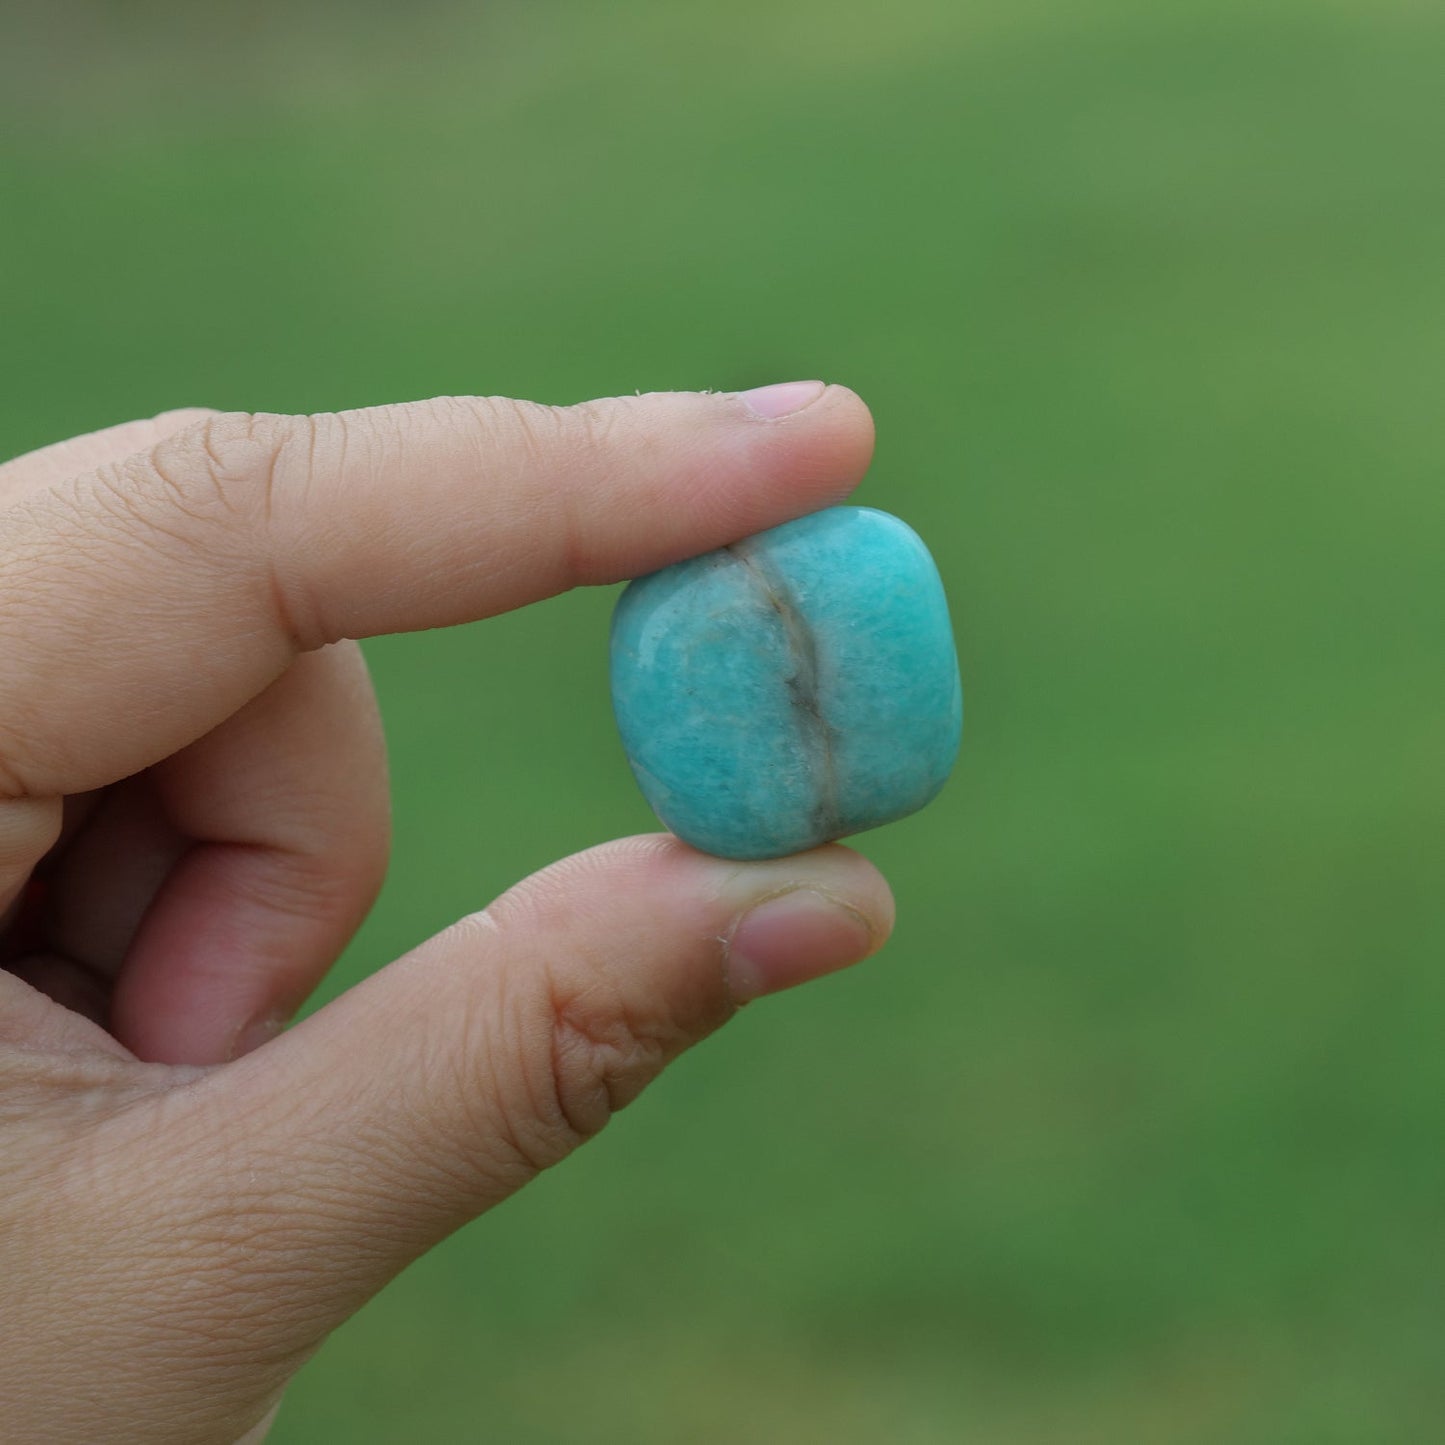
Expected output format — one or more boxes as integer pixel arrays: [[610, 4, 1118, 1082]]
[[609, 506, 962, 860]]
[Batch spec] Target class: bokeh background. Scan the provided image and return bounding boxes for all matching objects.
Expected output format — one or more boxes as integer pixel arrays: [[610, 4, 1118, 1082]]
[[4, 1, 1444, 1439]]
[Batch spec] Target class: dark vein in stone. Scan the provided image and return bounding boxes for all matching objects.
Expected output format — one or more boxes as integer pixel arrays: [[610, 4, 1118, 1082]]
[[726, 540, 841, 839]]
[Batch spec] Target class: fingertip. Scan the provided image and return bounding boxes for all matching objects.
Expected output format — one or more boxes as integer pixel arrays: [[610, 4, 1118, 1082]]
[[724, 889, 877, 1002], [664, 381, 878, 559], [736, 380, 829, 419], [814, 381, 876, 443], [754, 380, 877, 508], [549, 833, 897, 975], [709, 839, 896, 952], [814, 382, 877, 465]]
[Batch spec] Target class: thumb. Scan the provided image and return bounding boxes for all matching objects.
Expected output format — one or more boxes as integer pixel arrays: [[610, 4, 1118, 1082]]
[[179, 837, 891, 1343]]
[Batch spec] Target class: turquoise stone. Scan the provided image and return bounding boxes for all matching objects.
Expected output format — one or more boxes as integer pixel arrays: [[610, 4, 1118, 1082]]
[[609, 506, 962, 860]]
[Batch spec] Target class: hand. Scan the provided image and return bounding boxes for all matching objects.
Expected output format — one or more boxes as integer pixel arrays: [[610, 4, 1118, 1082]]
[[0, 386, 894, 1444]]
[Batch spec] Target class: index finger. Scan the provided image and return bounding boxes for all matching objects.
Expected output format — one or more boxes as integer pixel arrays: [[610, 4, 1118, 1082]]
[[0, 384, 874, 798]]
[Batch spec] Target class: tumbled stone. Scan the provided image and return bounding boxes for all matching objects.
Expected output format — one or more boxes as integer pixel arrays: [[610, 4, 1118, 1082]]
[[609, 506, 962, 860]]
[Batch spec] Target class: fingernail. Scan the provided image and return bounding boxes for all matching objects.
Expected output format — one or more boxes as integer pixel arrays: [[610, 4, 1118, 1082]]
[[725, 888, 877, 1003], [738, 379, 827, 419], [232, 1012, 287, 1060]]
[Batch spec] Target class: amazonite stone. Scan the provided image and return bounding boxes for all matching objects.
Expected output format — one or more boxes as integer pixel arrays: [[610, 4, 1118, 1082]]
[[609, 506, 962, 860]]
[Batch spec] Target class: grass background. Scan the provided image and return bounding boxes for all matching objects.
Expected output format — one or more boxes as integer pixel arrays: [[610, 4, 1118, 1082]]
[[4, 1, 1444, 1438]]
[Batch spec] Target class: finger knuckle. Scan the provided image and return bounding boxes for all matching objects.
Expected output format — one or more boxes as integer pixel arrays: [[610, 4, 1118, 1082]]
[[149, 405, 222, 432], [142, 411, 277, 528], [546, 969, 671, 1141], [174, 410, 332, 651], [474, 905, 683, 1177], [483, 973, 634, 1177]]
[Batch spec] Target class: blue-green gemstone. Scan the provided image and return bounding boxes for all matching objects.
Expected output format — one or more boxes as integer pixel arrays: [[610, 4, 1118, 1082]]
[[609, 506, 962, 860]]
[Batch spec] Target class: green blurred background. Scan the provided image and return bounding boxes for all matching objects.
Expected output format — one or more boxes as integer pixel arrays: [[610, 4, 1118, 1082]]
[[4, 0, 1444, 1439]]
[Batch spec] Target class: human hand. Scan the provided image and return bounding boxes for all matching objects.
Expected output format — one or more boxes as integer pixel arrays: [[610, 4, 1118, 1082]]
[[0, 386, 894, 1444]]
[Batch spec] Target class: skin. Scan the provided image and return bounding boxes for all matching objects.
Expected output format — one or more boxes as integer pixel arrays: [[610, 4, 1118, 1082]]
[[0, 386, 895, 1444]]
